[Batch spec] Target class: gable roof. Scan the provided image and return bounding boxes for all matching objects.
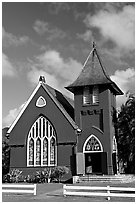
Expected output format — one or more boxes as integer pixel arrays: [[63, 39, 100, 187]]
[[66, 43, 123, 95], [7, 80, 78, 134]]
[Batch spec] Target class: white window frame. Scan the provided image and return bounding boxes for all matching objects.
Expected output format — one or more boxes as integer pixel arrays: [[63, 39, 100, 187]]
[[27, 116, 57, 167], [83, 134, 103, 153], [36, 96, 47, 107]]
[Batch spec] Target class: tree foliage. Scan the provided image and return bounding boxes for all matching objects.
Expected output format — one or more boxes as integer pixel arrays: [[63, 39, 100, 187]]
[[2, 127, 10, 176], [117, 94, 135, 174]]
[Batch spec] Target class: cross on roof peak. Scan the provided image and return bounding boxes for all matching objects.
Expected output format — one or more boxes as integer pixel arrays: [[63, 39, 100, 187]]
[[92, 41, 96, 49]]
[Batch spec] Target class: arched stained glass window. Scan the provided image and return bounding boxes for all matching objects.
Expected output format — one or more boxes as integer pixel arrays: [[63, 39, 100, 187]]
[[43, 138, 48, 165], [50, 126, 52, 136], [36, 138, 41, 165], [39, 119, 41, 138], [83, 135, 103, 153], [50, 137, 56, 165], [29, 139, 34, 165], [27, 116, 57, 167], [46, 121, 49, 137]]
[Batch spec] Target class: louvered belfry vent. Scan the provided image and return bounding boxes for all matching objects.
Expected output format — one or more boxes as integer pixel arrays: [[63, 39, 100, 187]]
[[83, 87, 91, 105], [92, 85, 99, 104]]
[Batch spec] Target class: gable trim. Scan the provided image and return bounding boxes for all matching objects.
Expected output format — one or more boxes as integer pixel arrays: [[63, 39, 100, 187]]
[[7, 82, 78, 134], [41, 84, 78, 130], [7, 82, 42, 134]]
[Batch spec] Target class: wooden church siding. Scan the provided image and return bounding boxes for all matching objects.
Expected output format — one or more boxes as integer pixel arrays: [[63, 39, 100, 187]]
[[9, 85, 76, 171], [73, 87, 115, 175], [9, 85, 76, 145], [10, 147, 26, 167]]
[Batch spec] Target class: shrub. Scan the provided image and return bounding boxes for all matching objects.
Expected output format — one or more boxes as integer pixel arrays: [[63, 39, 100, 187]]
[[24, 166, 70, 183], [25, 174, 36, 183], [53, 166, 69, 183], [3, 169, 22, 183], [34, 170, 47, 183]]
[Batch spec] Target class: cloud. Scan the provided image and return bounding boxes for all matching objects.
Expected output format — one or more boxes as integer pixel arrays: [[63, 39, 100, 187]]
[[110, 68, 135, 108], [27, 49, 82, 97], [33, 20, 66, 40], [2, 53, 16, 77], [36, 50, 82, 83], [33, 20, 49, 35], [27, 67, 59, 89], [2, 27, 29, 48], [85, 5, 135, 52], [77, 30, 94, 42], [3, 102, 26, 127], [48, 2, 70, 14]]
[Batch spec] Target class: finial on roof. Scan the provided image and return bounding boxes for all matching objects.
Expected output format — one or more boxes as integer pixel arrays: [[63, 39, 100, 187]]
[[39, 76, 46, 83], [93, 41, 96, 49]]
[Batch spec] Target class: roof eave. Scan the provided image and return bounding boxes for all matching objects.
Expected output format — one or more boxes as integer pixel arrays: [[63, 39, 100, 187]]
[[110, 82, 124, 95], [42, 84, 79, 130]]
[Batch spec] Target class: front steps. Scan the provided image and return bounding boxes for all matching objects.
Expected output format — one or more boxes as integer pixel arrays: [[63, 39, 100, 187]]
[[73, 174, 134, 184]]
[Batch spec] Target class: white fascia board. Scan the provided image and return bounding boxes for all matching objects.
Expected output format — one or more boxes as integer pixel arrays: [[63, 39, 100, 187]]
[[7, 82, 42, 134]]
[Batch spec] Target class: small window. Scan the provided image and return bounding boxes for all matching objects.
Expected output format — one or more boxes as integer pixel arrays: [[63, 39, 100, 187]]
[[36, 96, 46, 107], [92, 85, 99, 104], [83, 87, 91, 105], [83, 135, 103, 153]]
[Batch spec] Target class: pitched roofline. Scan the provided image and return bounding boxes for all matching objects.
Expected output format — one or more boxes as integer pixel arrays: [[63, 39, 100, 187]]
[[83, 47, 95, 68], [65, 45, 123, 96], [7, 82, 78, 134], [95, 48, 111, 82], [7, 82, 42, 134], [41, 84, 78, 130]]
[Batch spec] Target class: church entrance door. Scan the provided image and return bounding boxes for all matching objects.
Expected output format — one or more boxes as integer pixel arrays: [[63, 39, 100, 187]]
[[85, 152, 102, 174], [83, 135, 104, 175]]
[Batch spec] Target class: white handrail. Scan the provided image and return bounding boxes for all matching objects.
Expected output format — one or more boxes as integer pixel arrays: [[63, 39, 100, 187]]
[[2, 184, 37, 195], [63, 185, 135, 200]]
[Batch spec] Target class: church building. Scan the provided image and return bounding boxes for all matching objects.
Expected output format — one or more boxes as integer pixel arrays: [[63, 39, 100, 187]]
[[7, 43, 123, 180]]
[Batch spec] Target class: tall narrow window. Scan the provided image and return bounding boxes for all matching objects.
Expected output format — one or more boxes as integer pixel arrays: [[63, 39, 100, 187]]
[[50, 137, 56, 165], [29, 139, 34, 165], [27, 116, 57, 167], [46, 121, 49, 137], [43, 138, 48, 165], [92, 85, 99, 104], [83, 87, 91, 105], [43, 118, 45, 136], [36, 139, 41, 165]]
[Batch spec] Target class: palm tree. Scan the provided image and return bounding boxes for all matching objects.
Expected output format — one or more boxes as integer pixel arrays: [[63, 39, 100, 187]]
[[117, 94, 135, 173]]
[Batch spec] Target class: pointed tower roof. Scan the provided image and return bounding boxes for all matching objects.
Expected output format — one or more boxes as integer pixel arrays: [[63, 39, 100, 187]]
[[66, 42, 123, 95]]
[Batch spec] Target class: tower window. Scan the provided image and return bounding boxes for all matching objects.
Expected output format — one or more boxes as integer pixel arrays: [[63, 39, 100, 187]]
[[83, 86, 99, 105], [92, 85, 99, 104], [83, 87, 91, 105]]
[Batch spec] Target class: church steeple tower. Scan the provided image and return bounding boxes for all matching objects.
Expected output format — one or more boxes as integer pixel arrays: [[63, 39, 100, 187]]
[[66, 43, 123, 175], [66, 42, 122, 95]]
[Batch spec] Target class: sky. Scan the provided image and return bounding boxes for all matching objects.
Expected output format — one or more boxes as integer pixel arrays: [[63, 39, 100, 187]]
[[2, 2, 135, 128]]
